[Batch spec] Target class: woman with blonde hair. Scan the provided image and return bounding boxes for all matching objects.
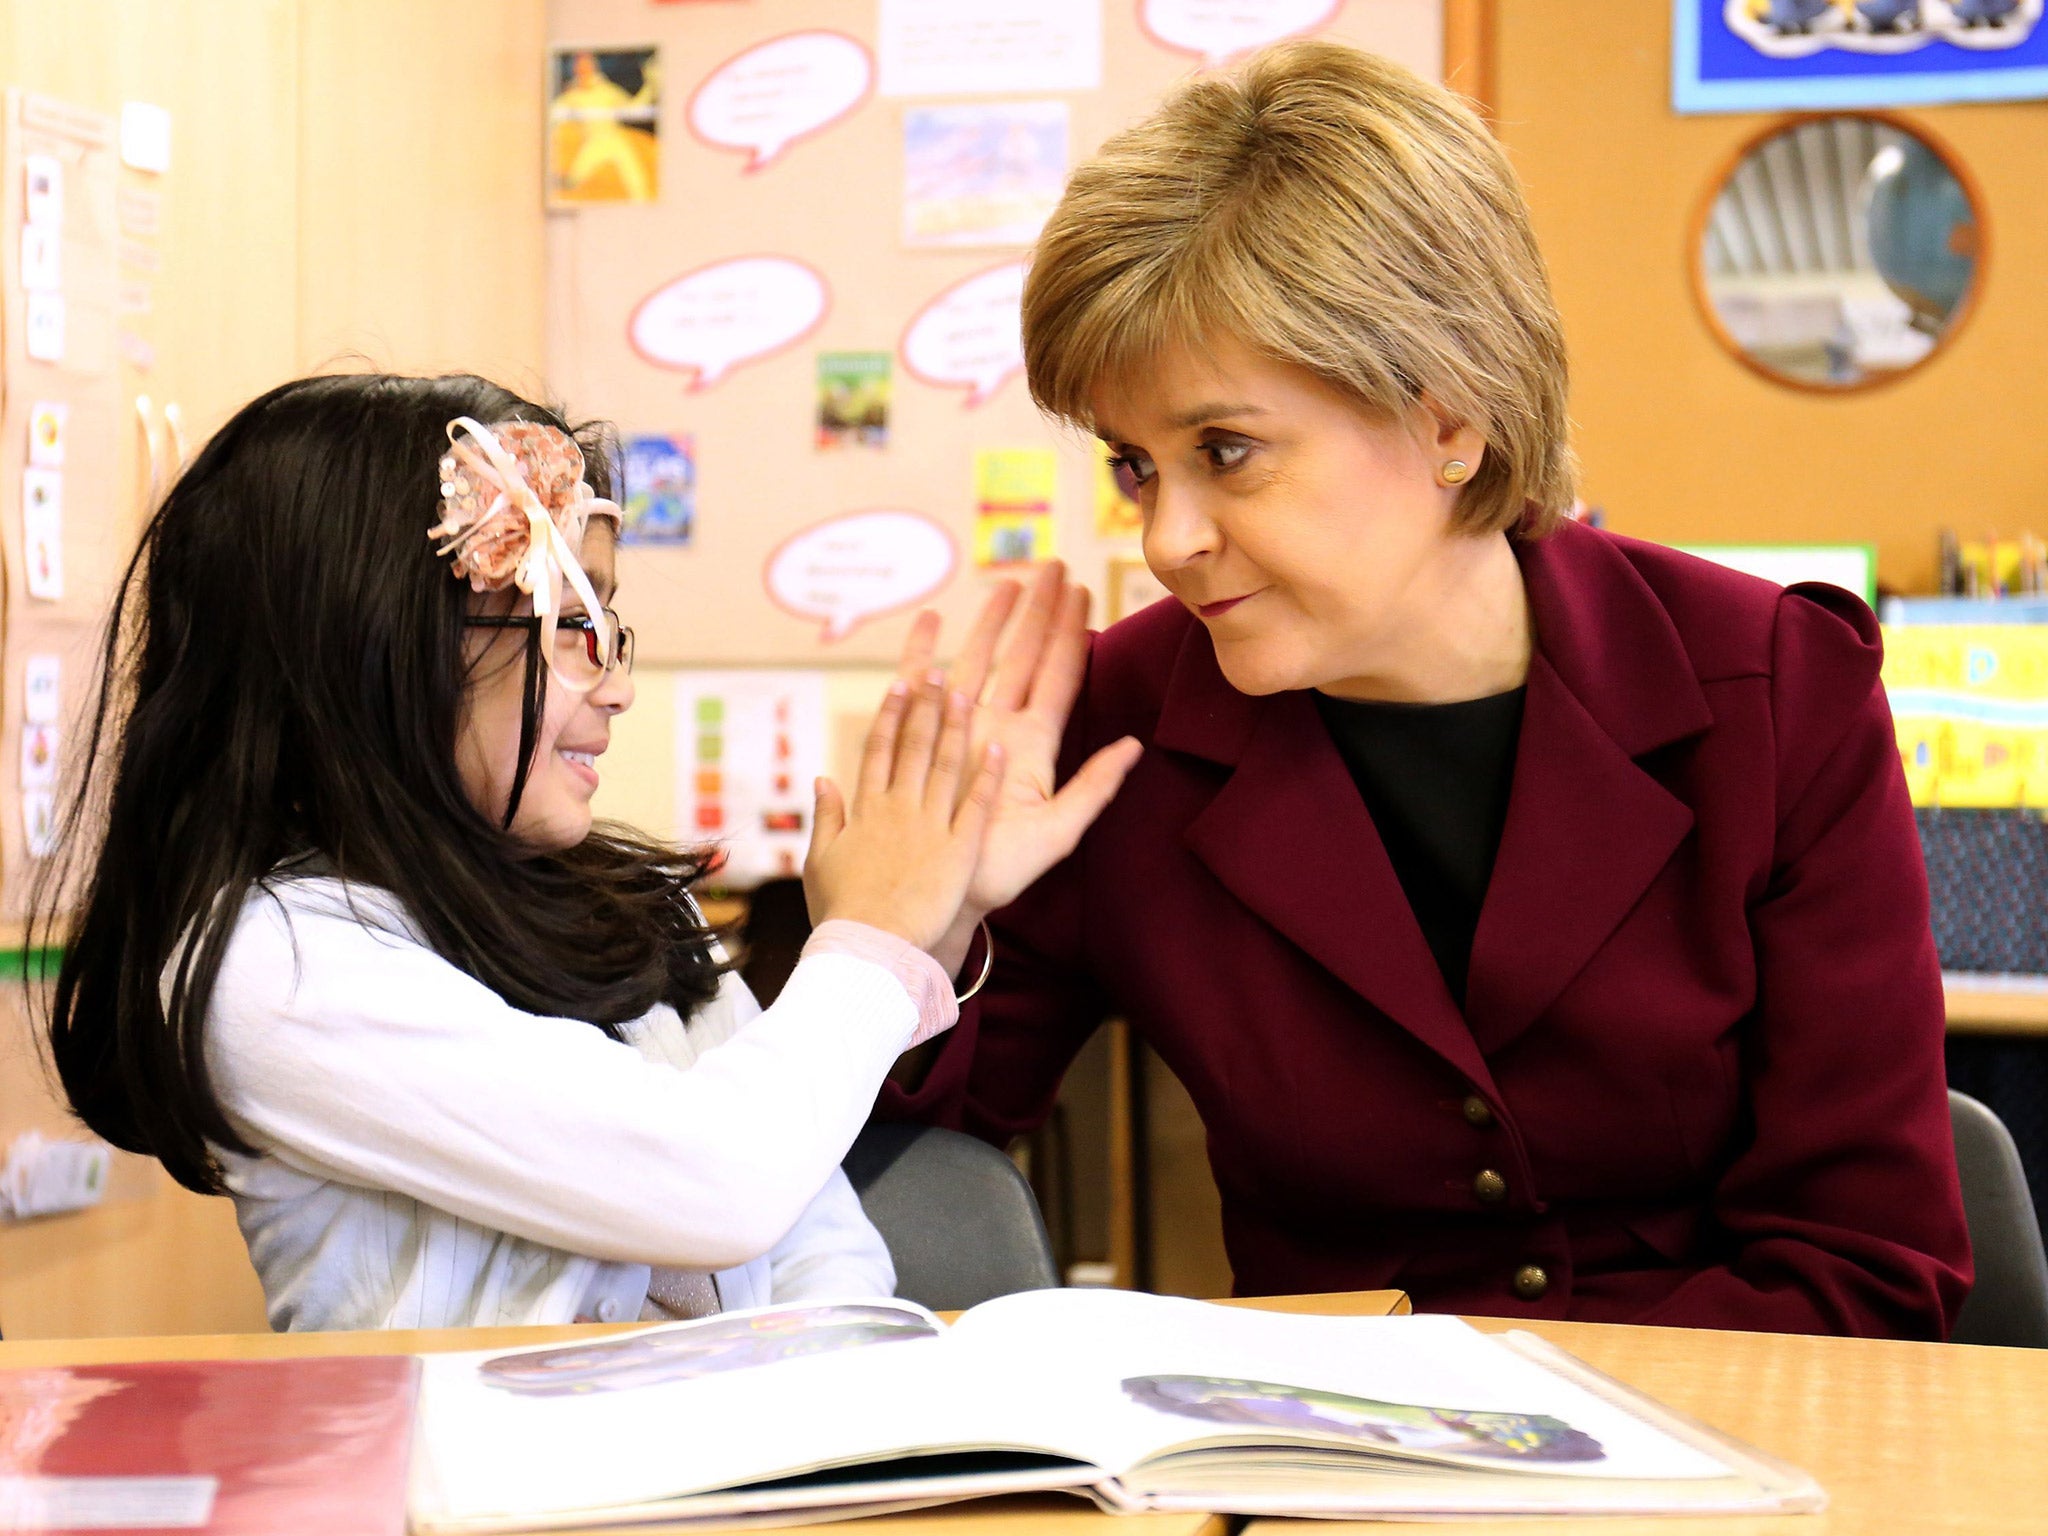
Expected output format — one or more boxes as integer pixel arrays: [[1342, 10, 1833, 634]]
[[887, 39, 1968, 1337]]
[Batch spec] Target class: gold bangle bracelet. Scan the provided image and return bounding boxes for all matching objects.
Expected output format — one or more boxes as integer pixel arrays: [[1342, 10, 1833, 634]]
[[955, 918, 995, 1004]]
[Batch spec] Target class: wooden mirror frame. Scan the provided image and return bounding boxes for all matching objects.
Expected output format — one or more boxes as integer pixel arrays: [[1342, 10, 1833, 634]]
[[1688, 110, 1989, 396]]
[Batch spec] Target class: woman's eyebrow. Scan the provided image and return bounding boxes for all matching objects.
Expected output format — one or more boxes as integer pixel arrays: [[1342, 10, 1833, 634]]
[[1167, 402, 1268, 430]]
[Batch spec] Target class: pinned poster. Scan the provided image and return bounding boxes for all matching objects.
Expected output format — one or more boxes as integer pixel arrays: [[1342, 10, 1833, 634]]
[[688, 31, 872, 173], [20, 223, 60, 290], [25, 292, 64, 362], [816, 352, 891, 449], [20, 723, 56, 790], [900, 262, 1025, 407], [765, 509, 956, 641], [119, 101, 171, 173], [629, 255, 829, 390], [23, 152, 61, 225], [878, 0, 1102, 95], [548, 48, 660, 204], [674, 670, 828, 887], [1094, 454, 1143, 539], [22, 791, 58, 859], [23, 655, 61, 724], [1676, 0, 2048, 111], [903, 102, 1068, 249], [1139, 0, 1340, 66], [621, 433, 696, 546], [22, 469, 64, 600], [27, 402, 67, 468], [974, 447, 1058, 567]]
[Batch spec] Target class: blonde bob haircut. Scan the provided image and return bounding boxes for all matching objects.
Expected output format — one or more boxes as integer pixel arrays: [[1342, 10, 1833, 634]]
[[1023, 40, 1576, 539]]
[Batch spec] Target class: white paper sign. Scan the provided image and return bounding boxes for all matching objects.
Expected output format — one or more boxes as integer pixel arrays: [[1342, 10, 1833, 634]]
[[1, 1132, 106, 1219], [765, 509, 957, 642], [120, 100, 172, 173], [23, 655, 60, 724], [27, 402, 66, 468], [0, 1477, 216, 1532], [1139, 0, 1340, 65], [23, 153, 61, 226], [20, 723, 56, 790], [879, 0, 1101, 95], [20, 790, 57, 858], [900, 262, 1026, 407], [688, 31, 872, 173], [674, 670, 828, 888], [22, 469, 64, 600], [24, 292, 64, 362], [20, 224, 61, 291], [628, 256, 828, 390]]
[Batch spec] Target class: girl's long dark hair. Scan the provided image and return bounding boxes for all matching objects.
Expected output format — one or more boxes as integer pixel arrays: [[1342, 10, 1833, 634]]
[[38, 373, 726, 1194]]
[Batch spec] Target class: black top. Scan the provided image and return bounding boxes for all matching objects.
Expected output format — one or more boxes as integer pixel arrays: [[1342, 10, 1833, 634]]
[[1313, 687, 1526, 1007]]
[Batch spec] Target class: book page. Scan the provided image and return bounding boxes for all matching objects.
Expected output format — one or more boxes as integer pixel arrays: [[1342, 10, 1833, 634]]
[[942, 1290, 1737, 1484]]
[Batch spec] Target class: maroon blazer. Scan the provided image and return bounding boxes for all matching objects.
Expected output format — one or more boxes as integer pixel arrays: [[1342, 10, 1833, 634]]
[[886, 519, 1971, 1338]]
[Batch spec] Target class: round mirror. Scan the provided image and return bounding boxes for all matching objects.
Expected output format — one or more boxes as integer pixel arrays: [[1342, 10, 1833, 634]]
[[1694, 114, 1983, 391]]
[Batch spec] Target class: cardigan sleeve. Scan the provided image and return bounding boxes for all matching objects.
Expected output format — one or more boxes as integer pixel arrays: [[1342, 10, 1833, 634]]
[[1635, 584, 1972, 1337], [207, 887, 925, 1272]]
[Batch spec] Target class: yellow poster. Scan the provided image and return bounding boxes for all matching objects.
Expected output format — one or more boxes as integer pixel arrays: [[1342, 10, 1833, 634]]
[[1093, 455, 1142, 539], [973, 448, 1056, 567], [1882, 626, 2048, 808]]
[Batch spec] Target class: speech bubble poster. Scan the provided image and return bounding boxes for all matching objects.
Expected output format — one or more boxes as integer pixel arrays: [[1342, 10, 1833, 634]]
[[900, 262, 1026, 407], [630, 256, 831, 389], [765, 509, 957, 641], [549, 47, 661, 205], [688, 31, 872, 172]]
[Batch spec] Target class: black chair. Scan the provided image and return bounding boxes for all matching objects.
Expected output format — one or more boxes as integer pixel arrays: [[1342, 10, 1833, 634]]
[[1949, 1089, 2048, 1348], [844, 1122, 1059, 1311]]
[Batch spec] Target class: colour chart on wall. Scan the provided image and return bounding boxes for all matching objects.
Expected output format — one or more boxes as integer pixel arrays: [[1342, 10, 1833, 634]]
[[545, 0, 1446, 667]]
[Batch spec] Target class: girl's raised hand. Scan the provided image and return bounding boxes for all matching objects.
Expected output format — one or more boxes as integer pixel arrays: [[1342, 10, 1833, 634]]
[[802, 672, 1005, 953], [897, 563, 1143, 930]]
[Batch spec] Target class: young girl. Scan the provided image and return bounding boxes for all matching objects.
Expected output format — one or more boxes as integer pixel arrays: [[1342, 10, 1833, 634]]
[[41, 372, 1134, 1330]]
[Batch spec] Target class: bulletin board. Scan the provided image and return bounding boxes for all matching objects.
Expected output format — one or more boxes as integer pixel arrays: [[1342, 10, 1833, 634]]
[[546, 0, 1444, 668]]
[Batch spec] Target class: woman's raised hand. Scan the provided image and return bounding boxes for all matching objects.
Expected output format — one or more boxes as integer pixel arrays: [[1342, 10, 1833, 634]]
[[898, 563, 1143, 932], [803, 674, 1005, 952]]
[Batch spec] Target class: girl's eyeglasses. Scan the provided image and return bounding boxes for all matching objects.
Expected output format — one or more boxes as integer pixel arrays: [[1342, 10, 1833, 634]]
[[466, 608, 636, 682]]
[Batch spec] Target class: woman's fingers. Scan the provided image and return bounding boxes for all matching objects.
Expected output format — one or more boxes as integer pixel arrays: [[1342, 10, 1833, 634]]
[[1024, 584, 1093, 723], [947, 580, 1022, 704], [856, 680, 911, 804], [895, 608, 942, 686], [1041, 735, 1144, 856], [987, 563, 1066, 712]]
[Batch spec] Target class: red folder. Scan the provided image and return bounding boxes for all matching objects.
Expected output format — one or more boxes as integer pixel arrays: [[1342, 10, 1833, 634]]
[[0, 1354, 417, 1535]]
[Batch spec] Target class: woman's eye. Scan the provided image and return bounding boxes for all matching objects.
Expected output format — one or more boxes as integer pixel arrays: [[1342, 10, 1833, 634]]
[[1205, 441, 1251, 471], [1107, 451, 1154, 494]]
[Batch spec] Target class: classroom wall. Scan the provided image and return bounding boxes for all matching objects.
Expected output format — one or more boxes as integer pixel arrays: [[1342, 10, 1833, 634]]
[[1492, 0, 2048, 597], [0, 0, 546, 1340]]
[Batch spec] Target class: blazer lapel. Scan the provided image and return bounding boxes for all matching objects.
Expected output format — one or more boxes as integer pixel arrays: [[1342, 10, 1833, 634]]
[[1463, 523, 1714, 1055], [1157, 624, 1500, 1094]]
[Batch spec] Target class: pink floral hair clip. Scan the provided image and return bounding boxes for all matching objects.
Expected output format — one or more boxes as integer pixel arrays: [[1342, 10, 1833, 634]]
[[429, 416, 623, 690]]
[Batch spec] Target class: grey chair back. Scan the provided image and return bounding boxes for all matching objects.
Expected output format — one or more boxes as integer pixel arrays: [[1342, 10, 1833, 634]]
[[1949, 1089, 2048, 1348], [844, 1122, 1059, 1312]]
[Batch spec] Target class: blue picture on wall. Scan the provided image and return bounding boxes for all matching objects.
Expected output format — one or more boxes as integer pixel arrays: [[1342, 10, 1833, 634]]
[[1675, 0, 2048, 111]]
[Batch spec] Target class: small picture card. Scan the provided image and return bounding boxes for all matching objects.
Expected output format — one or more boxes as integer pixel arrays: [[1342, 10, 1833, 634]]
[[22, 789, 58, 859], [23, 654, 61, 724], [23, 468, 64, 600], [23, 153, 61, 226], [25, 292, 64, 363], [120, 101, 172, 174], [27, 402, 67, 468], [21, 722, 57, 790], [21, 224, 61, 291]]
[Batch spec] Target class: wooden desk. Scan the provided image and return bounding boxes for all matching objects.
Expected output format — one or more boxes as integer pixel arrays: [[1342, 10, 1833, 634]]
[[1944, 976, 2048, 1036], [1248, 1315, 2048, 1536], [0, 1292, 1408, 1536]]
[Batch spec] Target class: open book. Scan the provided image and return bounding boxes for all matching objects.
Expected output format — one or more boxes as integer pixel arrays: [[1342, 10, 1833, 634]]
[[410, 1289, 1822, 1532]]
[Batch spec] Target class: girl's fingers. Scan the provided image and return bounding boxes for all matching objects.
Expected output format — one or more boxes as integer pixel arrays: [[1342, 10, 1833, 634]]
[[987, 563, 1065, 712], [948, 581, 1022, 705], [925, 689, 974, 807], [1025, 585, 1093, 723], [810, 776, 847, 852], [857, 680, 910, 804], [952, 740, 1006, 842], [891, 670, 947, 800]]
